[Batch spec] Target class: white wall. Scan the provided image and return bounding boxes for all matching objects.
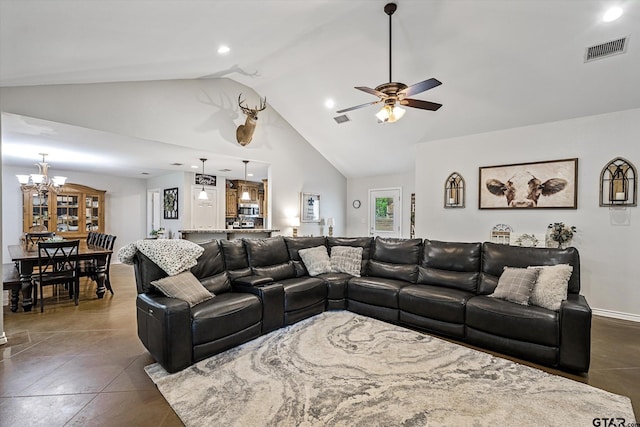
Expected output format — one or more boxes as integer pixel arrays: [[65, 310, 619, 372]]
[[2, 165, 147, 263], [415, 108, 640, 319], [0, 78, 346, 246], [346, 171, 415, 238]]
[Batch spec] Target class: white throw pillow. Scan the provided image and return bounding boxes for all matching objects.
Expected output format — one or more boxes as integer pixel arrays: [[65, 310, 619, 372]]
[[298, 246, 331, 276], [330, 246, 363, 277], [528, 264, 573, 311], [151, 270, 214, 307], [489, 267, 538, 305]]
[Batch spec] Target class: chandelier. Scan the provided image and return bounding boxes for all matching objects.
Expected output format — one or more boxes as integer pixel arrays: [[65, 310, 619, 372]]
[[16, 153, 67, 194]]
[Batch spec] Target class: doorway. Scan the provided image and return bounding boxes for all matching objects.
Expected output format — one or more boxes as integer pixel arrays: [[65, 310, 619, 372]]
[[369, 188, 402, 238]]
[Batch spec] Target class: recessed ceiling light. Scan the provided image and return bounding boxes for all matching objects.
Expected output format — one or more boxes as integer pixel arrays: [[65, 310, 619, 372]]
[[218, 45, 231, 54], [324, 99, 335, 109], [191, 165, 199, 169], [248, 173, 254, 177], [603, 6, 623, 22]]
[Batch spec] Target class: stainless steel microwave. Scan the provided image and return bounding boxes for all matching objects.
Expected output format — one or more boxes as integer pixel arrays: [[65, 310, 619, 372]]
[[238, 203, 260, 217]]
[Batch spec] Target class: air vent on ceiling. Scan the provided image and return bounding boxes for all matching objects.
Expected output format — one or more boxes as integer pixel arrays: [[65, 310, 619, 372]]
[[219, 168, 232, 172], [585, 36, 628, 62], [170, 162, 183, 166], [334, 114, 350, 124]]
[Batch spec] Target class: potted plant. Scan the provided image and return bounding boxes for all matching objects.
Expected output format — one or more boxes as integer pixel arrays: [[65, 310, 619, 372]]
[[547, 222, 576, 249]]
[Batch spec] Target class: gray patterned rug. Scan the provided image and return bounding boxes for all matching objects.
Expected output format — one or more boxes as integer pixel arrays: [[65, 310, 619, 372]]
[[145, 311, 635, 426]]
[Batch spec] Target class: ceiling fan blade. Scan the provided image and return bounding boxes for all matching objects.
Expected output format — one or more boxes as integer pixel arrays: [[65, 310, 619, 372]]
[[355, 86, 388, 98], [399, 78, 442, 98], [336, 100, 382, 114], [400, 98, 443, 111]]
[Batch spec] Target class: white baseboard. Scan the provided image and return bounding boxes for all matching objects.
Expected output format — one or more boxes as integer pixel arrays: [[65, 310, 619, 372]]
[[592, 308, 640, 323]]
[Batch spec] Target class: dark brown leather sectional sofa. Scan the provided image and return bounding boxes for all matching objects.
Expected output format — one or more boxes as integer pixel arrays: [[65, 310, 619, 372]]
[[133, 236, 591, 374]]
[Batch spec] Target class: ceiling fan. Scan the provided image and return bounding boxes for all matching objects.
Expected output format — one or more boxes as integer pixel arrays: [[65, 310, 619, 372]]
[[336, 2, 443, 123]]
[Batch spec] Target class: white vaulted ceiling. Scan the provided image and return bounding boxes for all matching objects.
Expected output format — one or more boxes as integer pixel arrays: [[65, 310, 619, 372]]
[[1, 0, 639, 178]]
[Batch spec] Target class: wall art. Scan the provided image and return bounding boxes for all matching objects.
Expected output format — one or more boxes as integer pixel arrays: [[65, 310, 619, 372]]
[[479, 158, 578, 209], [164, 187, 179, 219]]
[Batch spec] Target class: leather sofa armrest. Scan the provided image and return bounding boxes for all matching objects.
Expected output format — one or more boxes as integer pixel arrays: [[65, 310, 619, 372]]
[[233, 282, 284, 334], [136, 293, 193, 373], [559, 294, 592, 373], [233, 275, 274, 287]]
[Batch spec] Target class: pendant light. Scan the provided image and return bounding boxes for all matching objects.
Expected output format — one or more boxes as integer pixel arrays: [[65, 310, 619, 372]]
[[241, 160, 251, 201], [198, 158, 208, 200]]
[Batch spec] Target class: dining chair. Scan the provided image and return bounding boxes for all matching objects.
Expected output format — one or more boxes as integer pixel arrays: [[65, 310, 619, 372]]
[[33, 240, 80, 312], [78, 234, 116, 295], [24, 231, 55, 251]]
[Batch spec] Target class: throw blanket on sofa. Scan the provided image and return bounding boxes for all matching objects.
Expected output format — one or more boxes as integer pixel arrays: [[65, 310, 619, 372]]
[[118, 239, 204, 276]]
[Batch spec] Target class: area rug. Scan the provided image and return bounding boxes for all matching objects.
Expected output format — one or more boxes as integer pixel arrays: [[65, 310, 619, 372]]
[[145, 311, 635, 426]]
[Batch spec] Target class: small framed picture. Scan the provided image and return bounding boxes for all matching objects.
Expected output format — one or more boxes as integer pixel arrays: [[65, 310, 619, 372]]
[[301, 192, 320, 223], [164, 187, 179, 219]]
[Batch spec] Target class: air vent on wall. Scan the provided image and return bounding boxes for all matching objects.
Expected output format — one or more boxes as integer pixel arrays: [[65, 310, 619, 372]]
[[585, 36, 628, 62], [334, 114, 350, 124]]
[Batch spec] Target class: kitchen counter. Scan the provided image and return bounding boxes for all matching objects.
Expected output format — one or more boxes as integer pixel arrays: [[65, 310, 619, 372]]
[[179, 228, 281, 243]]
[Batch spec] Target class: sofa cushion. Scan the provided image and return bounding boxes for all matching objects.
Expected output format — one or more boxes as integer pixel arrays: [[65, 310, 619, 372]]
[[220, 239, 249, 271], [191, 240, 232, 294], [278, 277, 327, 312], [419, 240, 481, 293], [327, 237, 373, 276], [298, 245, 332, 276], [466, 295, 560, 347], [330, 246, 363, 277], [528, 264, 573, 311], [191, 292, 262, 344], [253, 262, 296, 281], [348, 277, 409, 308], [480, 242, 580, 295], [399, 285, 474, 324], [367, 259, 418, 284], [372, 237, 422, 265], [151, 270, 213, 307], [317, 272, 351, 300], [489, 267, 538, 305], [245, 236, 290, 267], [284, 236, 328, 261]]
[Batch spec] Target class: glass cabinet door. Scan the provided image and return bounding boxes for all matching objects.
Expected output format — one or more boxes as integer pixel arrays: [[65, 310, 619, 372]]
[[85, 195, 100, 231], [56, 194, 79, 233], [31, 193, 49, 229]]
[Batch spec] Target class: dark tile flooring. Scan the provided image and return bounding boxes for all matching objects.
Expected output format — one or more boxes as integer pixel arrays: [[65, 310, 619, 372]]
[[1, 264, 638, 426]]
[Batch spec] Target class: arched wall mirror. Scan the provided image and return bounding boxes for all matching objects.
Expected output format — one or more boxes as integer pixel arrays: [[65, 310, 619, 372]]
[[599, 157, 637, 207], [444, 172, 465, 208]]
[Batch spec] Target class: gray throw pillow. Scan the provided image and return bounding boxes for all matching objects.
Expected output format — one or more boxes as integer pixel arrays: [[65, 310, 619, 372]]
[[490, 267, 539, 305], [330, 246, 363, 277], [298, 246, 331, 276], [528, 264, 573, 311], [151, 270, 214, 307]]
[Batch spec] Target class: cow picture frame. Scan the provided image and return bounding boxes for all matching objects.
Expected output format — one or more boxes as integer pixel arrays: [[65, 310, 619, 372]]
[[479, 158, 578, 209]]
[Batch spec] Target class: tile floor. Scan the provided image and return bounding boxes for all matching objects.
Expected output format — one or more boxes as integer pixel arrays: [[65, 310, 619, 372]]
[[1, 264, 638, 426]]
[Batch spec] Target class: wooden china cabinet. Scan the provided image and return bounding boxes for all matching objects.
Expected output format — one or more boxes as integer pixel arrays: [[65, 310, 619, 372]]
[[22, 183, 106, 241]]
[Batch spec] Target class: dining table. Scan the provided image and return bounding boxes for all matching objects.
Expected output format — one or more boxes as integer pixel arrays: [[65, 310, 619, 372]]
[[8, 242, 113, 312]]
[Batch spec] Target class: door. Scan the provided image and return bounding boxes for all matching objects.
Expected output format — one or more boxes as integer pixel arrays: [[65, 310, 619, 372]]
[[192, 187, 218, 229], [369, 188, 402, 238], [147, 189, 161, 236]]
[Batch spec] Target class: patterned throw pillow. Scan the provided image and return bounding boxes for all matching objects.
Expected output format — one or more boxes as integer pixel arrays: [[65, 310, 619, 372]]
[[330, 246, 363, 277], [151, 271, 214, 307], [489, 267, 539, 305], [298, 246, 331, 276], [528, 264, 573, 311]]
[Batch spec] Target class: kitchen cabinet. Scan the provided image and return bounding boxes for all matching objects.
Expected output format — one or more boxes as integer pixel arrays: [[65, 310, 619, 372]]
[[226, 188, 238, 217], [22, 183, 106, 240]]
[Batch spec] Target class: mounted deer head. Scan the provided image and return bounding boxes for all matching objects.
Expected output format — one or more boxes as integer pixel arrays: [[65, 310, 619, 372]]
[[236, 93, 267, 146]]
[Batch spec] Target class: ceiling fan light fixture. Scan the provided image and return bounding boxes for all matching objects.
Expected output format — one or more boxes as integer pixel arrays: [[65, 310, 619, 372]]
[[376, 104, 405, 123]]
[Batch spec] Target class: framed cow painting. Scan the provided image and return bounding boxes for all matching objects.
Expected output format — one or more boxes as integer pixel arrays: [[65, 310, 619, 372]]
[[479, 158, 578, 209]]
